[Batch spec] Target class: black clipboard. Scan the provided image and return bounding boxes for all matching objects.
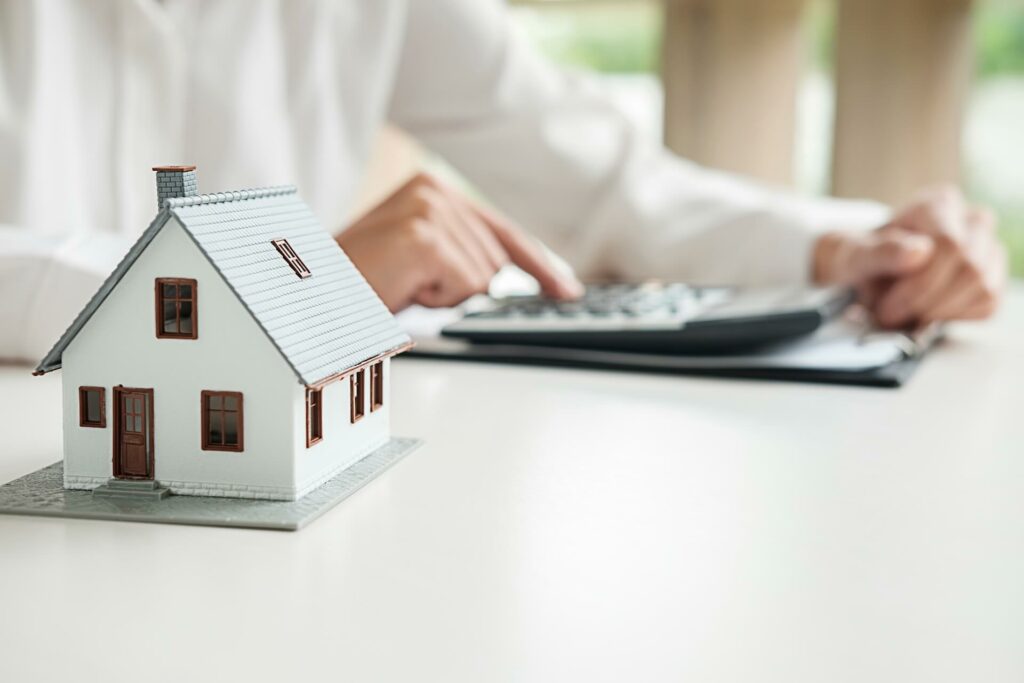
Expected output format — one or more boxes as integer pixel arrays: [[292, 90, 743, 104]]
[[403, 318, 940, 389]]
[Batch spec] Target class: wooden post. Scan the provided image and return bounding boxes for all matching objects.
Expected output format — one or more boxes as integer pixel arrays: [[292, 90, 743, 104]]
[[661, 0, 809, 186], [832, 0, 976, 204]]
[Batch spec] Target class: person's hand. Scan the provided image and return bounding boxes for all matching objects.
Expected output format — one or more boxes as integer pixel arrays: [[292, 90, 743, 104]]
[[814, 186, 1007, 328], [337, 173, 583, 312]]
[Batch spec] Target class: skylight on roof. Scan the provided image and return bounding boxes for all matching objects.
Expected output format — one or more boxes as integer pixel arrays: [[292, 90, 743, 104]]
[[271, 239, 311, 279]]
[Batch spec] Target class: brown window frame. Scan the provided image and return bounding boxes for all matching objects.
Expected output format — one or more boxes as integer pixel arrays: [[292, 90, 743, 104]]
[[306, 388, 323, 447], [370, 362, 384, 412], [78, 386, 106, 428], [350, 370, 366, 423], [155, 277, 198, 339], [201, 390, 244, 452], [271, 238, 311, 279]]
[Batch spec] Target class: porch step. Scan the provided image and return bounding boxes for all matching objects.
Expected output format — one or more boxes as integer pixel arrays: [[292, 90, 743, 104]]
[[92, 478, 171, 500], [103, 478, 161, 490]]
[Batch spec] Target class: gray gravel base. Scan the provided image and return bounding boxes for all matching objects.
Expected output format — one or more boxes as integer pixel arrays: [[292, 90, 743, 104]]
[[0, 437, 422, 531]]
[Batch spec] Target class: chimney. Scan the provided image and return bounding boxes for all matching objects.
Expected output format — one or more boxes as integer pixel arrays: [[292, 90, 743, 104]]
[[153, 165, 198, 209]]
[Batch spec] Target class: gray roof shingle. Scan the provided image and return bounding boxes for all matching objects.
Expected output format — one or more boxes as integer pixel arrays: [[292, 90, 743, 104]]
[[35, 186, 411, 385]]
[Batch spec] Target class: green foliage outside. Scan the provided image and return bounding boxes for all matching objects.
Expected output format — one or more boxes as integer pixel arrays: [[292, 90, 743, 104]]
[[516, 0, 1024, 77], [1000, 212, 1024, 275], [512, 2, 661, 73], [976, 0, 1024, 76]]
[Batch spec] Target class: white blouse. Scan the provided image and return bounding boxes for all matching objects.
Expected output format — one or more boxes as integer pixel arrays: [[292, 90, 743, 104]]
[[0, 0, 888, 361]]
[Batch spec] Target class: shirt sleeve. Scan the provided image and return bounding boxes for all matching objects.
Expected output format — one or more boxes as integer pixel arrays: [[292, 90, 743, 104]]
[[387, 0, 890, 285], [0, 227, 129, 363]]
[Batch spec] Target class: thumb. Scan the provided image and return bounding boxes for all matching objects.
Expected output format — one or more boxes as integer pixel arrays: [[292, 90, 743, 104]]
[[838, 229, 935, 284]]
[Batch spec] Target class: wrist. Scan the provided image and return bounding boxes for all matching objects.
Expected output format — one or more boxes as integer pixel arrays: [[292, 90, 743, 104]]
[[812, 231, 850, 285]]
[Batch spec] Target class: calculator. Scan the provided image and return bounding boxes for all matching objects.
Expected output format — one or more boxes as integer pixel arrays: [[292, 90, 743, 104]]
[[441, 283, 854, 353]]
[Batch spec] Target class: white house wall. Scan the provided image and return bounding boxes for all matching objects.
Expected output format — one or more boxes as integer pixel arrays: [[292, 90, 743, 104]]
[[61, 219, 300, 499], [292, 358, 391, 499]]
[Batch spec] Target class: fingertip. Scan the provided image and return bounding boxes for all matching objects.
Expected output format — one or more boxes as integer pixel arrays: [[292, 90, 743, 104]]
[[559, 276, 586, 300], [537, 271, 584, 300], [561, 277, 585, 300]]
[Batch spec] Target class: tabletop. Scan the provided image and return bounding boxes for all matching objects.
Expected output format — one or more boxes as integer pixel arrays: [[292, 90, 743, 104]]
[[2, 286, 1023, 682]]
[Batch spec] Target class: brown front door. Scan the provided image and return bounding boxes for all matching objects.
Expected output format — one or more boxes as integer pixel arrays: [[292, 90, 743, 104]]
[[113, 387, 154, 480]]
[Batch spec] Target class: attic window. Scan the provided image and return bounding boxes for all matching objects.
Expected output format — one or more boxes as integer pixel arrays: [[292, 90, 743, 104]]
[[272, 239, 311, 279]]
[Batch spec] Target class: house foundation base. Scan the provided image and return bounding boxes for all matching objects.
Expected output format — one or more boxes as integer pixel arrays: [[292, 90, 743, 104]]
[[0, 436, 422, 531]]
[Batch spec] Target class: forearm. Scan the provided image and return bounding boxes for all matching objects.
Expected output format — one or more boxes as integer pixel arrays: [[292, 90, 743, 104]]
[[559, 149, 893, 285]]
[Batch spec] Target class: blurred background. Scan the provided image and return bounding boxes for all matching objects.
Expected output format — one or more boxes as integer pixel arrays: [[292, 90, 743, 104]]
[[360, 0, 1024, 276]]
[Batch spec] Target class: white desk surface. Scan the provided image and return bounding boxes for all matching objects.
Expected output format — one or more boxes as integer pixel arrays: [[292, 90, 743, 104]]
[[2, 286, 1022, 683]]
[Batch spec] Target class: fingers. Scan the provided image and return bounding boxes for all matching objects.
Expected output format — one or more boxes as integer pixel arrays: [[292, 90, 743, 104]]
[[918, 265, 984, 323], [401, 179, 497, 307], [400, 173, 584, 305], [871, 203, 1006, 327], [345, 172, 582, 310], [339, 173, 501, 310], [888, 184, 969, 242], [852, 229, 935, 282], [814, 229, 933, 285], [875, 237, 960, 327], [409, 222, 488, 308], [920, 210, 1006, 323], [432, 182, 510, 274], [408, 181, 499, 292], [475, 203, 584, 299]]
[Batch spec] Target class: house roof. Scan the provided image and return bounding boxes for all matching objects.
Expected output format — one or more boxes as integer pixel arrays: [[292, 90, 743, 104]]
[[34, 186, 411, 386]]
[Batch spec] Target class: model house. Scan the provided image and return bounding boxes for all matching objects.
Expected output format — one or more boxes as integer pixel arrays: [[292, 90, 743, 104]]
[[33, 167, 412, 501]]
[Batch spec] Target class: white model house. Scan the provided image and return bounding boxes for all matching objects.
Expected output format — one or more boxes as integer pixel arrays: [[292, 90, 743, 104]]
[[33, 167, 412, 501]]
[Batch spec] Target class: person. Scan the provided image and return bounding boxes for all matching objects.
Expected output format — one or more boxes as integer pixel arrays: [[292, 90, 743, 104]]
[[0, 0, 1006, 362]]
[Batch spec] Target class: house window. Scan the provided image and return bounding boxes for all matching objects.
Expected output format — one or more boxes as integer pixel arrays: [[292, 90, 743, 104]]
[[370, 361, 384, 412], [201, 391, 243, 452], [78, 386, 106, 428], [307, 388, 323, 446], [271, 238, 311, 278], [155, 278, 198, 339], [350, 370, 365, 423]]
